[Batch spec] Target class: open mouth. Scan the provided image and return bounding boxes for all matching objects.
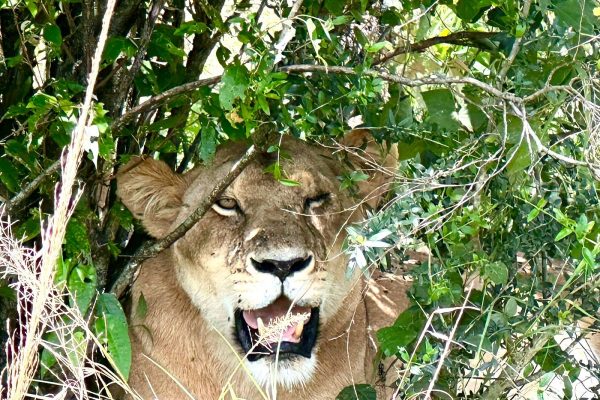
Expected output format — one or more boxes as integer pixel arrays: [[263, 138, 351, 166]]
[[234, 296, 319, 362]]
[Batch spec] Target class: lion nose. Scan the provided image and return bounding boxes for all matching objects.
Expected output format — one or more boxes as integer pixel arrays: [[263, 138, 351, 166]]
[[250, 255, 314, 281]]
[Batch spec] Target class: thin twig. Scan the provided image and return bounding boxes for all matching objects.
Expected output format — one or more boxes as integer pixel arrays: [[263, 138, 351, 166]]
[[110, 145, 258, 297], [374, 31, 498, 66], [111, 64, 582, 136], [272, 0, 304, 64], [280, 64, 524, 103], [110, 75, 221, 132], [497, 0, 532, 82], [4, 160, 60, 213], [111, 0, 167, 115], [424, 285, 474, 399], [511, 103, 599, 168]]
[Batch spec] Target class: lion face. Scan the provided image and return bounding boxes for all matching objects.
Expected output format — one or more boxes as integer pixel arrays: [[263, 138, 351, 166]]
[[117, 132, 394, 389]]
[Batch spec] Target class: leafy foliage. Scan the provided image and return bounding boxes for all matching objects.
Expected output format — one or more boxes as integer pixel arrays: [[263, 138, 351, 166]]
[[0, 0, 599, 398]]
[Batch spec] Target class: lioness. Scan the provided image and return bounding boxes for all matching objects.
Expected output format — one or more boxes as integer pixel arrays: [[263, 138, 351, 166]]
[[117, 130, 410, 399]]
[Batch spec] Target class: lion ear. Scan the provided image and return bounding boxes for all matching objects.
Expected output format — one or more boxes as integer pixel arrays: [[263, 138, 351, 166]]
[[339, 128, 398, 208], [116, 157, 187, 238]]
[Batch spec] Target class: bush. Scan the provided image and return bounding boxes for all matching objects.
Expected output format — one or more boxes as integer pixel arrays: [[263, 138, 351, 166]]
[[1, 0, 598, 398]]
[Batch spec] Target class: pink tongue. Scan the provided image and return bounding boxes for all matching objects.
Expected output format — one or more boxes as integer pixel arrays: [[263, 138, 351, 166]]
[[242, 297, 310, 343]]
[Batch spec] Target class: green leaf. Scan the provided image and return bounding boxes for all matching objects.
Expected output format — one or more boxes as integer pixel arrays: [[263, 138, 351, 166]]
[[135, 293, 148, 320], [40, 332, 59, 377], [376, 307, 425, 357], [0, 157, 20, 192], [64, 218, 91, 255], [554, 227, 572, 242], [174, 21, 208, 36], [95, 293, 131, 380], [365, 41, 391, 53], [381, 9, 401, 25], [0, 282, 15, 301], [103, 37, 136, 63], [554, 0, 597, 35], [5, 139, 37, 170], [456, 0, 491, 22], [279, 178, 301, 187], [219, 65, 250, 111], [257, 95, 270, 115], [582, 247, 595, 268], [506, 142, 532, 177], [527, 198, 547, 222], [15, 209, 42, 241], [43, 24, 62, 46], [504, 297, 518, 317], [484, 261, 509, 285], [324, 0, 345, 14], [336, 384, 376, 400], [199, 126, 218, 163], [332, 15, 353, 25], [422, 89, 458, 131], [68, 264, 97, 314], [575, 214, 589, 238]]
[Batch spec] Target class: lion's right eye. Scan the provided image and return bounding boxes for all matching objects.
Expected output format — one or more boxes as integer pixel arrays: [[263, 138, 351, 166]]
[[212, 198, 239, 216]]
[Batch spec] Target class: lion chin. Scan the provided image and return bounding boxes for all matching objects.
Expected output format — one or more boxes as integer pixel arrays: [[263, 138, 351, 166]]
[[117, 131, 410, 400], [246, 354, 318, 389]]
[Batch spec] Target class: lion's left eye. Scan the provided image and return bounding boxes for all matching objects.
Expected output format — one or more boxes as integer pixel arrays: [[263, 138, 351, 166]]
[[304, 193, 331, 212], [212, 198, 239, 216]]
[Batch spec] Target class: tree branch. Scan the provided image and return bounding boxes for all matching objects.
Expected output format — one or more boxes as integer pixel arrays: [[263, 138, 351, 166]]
[[110, 0, 167, 116], [374, 30, 499, 66], [110, 64, 580, 135], [497, 0, 532, 82], [110, 144, 258, 297], [110, 75, 221, 132], [279, 64, 524, 103], [4, 160, 60, 213]]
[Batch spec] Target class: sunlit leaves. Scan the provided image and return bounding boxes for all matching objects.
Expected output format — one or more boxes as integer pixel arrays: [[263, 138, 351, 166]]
[[422, 89, 459, 131], [219, 64, 250, 111], [377, 307, 426, 357]]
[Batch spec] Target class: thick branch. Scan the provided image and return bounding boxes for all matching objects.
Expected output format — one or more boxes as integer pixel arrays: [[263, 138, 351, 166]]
[[374, 31, 498, 66], [110, 145, 258, 297]]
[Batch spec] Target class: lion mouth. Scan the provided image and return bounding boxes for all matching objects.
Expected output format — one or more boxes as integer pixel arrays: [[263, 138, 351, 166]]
[[234, 296, 319, 362]]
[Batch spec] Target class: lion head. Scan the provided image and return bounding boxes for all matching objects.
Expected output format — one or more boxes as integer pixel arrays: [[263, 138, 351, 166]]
[[117, 130, 396, 393]]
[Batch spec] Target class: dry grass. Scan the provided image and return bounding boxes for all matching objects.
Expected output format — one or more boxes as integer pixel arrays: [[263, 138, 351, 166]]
[[0, 212, 140, 400]]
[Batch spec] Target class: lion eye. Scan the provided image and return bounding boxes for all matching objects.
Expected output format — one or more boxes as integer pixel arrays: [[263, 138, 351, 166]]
[[304, 193, 331, 212], [212, 198, 239, 216]]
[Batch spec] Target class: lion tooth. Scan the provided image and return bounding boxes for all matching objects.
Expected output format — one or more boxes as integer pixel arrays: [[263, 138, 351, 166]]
[[257, 317, 265, 337], [294, 321, 304, 338]]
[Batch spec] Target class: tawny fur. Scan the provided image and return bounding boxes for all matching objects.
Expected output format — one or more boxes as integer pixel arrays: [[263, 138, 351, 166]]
[[117, 133, 408, 400], [117, 134, 600, 400]]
